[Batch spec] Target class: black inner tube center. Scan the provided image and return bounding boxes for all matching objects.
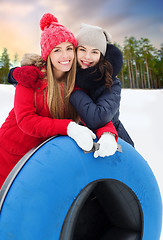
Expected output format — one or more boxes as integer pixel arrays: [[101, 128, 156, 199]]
[[60, 179, 144, 240]]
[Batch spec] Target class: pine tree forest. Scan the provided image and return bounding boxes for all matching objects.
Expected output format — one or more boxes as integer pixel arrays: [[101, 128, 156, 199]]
[[115, 37, 163, 88], [0, 36, 163, 88]]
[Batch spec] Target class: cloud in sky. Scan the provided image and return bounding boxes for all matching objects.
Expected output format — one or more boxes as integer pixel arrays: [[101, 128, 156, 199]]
[[0, 0, 163, 60], [0, 2, 35, 17]]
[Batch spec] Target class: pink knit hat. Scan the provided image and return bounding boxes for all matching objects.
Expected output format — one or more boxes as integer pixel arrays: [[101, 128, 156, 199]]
[[40, 13, 77, 61]]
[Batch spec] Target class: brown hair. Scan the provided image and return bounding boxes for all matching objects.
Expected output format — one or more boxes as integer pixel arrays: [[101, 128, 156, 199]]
[[98, 55, 113, 88], [46, 52, 79, 121]]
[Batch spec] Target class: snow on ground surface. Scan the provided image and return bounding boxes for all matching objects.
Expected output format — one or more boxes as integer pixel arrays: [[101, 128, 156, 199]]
[[0, 85, 163, 237]]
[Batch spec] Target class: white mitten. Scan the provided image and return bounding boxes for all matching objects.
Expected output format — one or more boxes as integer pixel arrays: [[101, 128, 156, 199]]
[[94, 133, 117, 158], [67, 122, 96, 151]]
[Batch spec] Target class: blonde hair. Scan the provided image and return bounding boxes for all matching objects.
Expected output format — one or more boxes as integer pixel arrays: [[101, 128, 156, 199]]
[[46, 50, 79, 121]]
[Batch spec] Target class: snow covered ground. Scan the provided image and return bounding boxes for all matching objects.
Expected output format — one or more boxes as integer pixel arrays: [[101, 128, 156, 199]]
[[0, 84, 163, 237]]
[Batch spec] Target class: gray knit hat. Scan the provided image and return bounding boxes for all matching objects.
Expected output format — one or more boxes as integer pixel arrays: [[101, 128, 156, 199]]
[[76, 23, 111, 56]]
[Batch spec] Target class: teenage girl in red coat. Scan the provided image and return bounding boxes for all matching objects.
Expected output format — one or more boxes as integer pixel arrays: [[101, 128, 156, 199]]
[[0, 13, 118, 189]]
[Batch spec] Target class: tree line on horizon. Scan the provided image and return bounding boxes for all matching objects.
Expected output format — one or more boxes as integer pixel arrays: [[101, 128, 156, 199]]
[[0, 48, 18, 85], [115, 37, 163, 88], [0, 36, 163, 88]]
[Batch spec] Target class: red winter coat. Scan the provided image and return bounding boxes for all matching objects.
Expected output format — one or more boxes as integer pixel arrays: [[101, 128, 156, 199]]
[[0, 80, 72, 188], [0, 76, 118, 189]]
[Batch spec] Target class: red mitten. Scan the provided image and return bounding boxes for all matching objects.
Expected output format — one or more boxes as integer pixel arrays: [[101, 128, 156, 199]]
[[13, 66, 44, 90]]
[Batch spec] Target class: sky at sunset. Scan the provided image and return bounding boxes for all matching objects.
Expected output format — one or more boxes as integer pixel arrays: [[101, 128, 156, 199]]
[[0, 0, 163, 62]]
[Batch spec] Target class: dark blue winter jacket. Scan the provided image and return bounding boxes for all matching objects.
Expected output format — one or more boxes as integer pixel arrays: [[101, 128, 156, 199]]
[[70, 44, 134, 147]]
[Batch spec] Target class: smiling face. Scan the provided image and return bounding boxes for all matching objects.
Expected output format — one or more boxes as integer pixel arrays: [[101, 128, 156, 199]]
[[50, 42, 75, 79], [77, 45, 101, 69]]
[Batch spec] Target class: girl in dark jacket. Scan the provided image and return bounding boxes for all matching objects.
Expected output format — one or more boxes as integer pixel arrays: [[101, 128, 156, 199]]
[[69, 23, 134, 150]]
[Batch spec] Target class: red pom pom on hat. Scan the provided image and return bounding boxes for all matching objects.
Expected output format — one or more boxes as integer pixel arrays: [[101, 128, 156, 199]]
[[40, 13, 58, 31]]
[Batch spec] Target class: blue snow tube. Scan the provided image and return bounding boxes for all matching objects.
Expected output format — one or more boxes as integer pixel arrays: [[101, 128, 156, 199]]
[[0, 136, 162, 240]]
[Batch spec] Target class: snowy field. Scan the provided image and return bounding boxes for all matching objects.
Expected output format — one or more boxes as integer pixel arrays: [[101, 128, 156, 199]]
[[0, 84, 163, 237]]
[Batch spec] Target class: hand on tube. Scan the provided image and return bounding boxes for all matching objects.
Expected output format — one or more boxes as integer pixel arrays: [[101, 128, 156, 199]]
[[94, 133, 117, 158], [67, 122, 96, 151]]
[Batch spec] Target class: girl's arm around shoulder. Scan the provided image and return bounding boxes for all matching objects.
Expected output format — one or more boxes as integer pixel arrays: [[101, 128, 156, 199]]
[[14, 84, 72, 138]]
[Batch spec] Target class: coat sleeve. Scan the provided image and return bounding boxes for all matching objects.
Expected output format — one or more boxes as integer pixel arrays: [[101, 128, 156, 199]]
[[14, 84, 72, 138], [95, 122, 118, 142], [7, 68, 18, 86], [70, 78, 121, 130]]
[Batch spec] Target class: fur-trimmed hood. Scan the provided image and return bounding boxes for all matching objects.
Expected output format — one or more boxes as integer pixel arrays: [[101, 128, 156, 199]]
[[20, 53, 46, 67]]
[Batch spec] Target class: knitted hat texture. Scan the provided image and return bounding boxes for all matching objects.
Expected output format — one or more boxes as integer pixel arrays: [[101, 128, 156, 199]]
[[76, 23, 111, 56], [40, 13, 77, 61]]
